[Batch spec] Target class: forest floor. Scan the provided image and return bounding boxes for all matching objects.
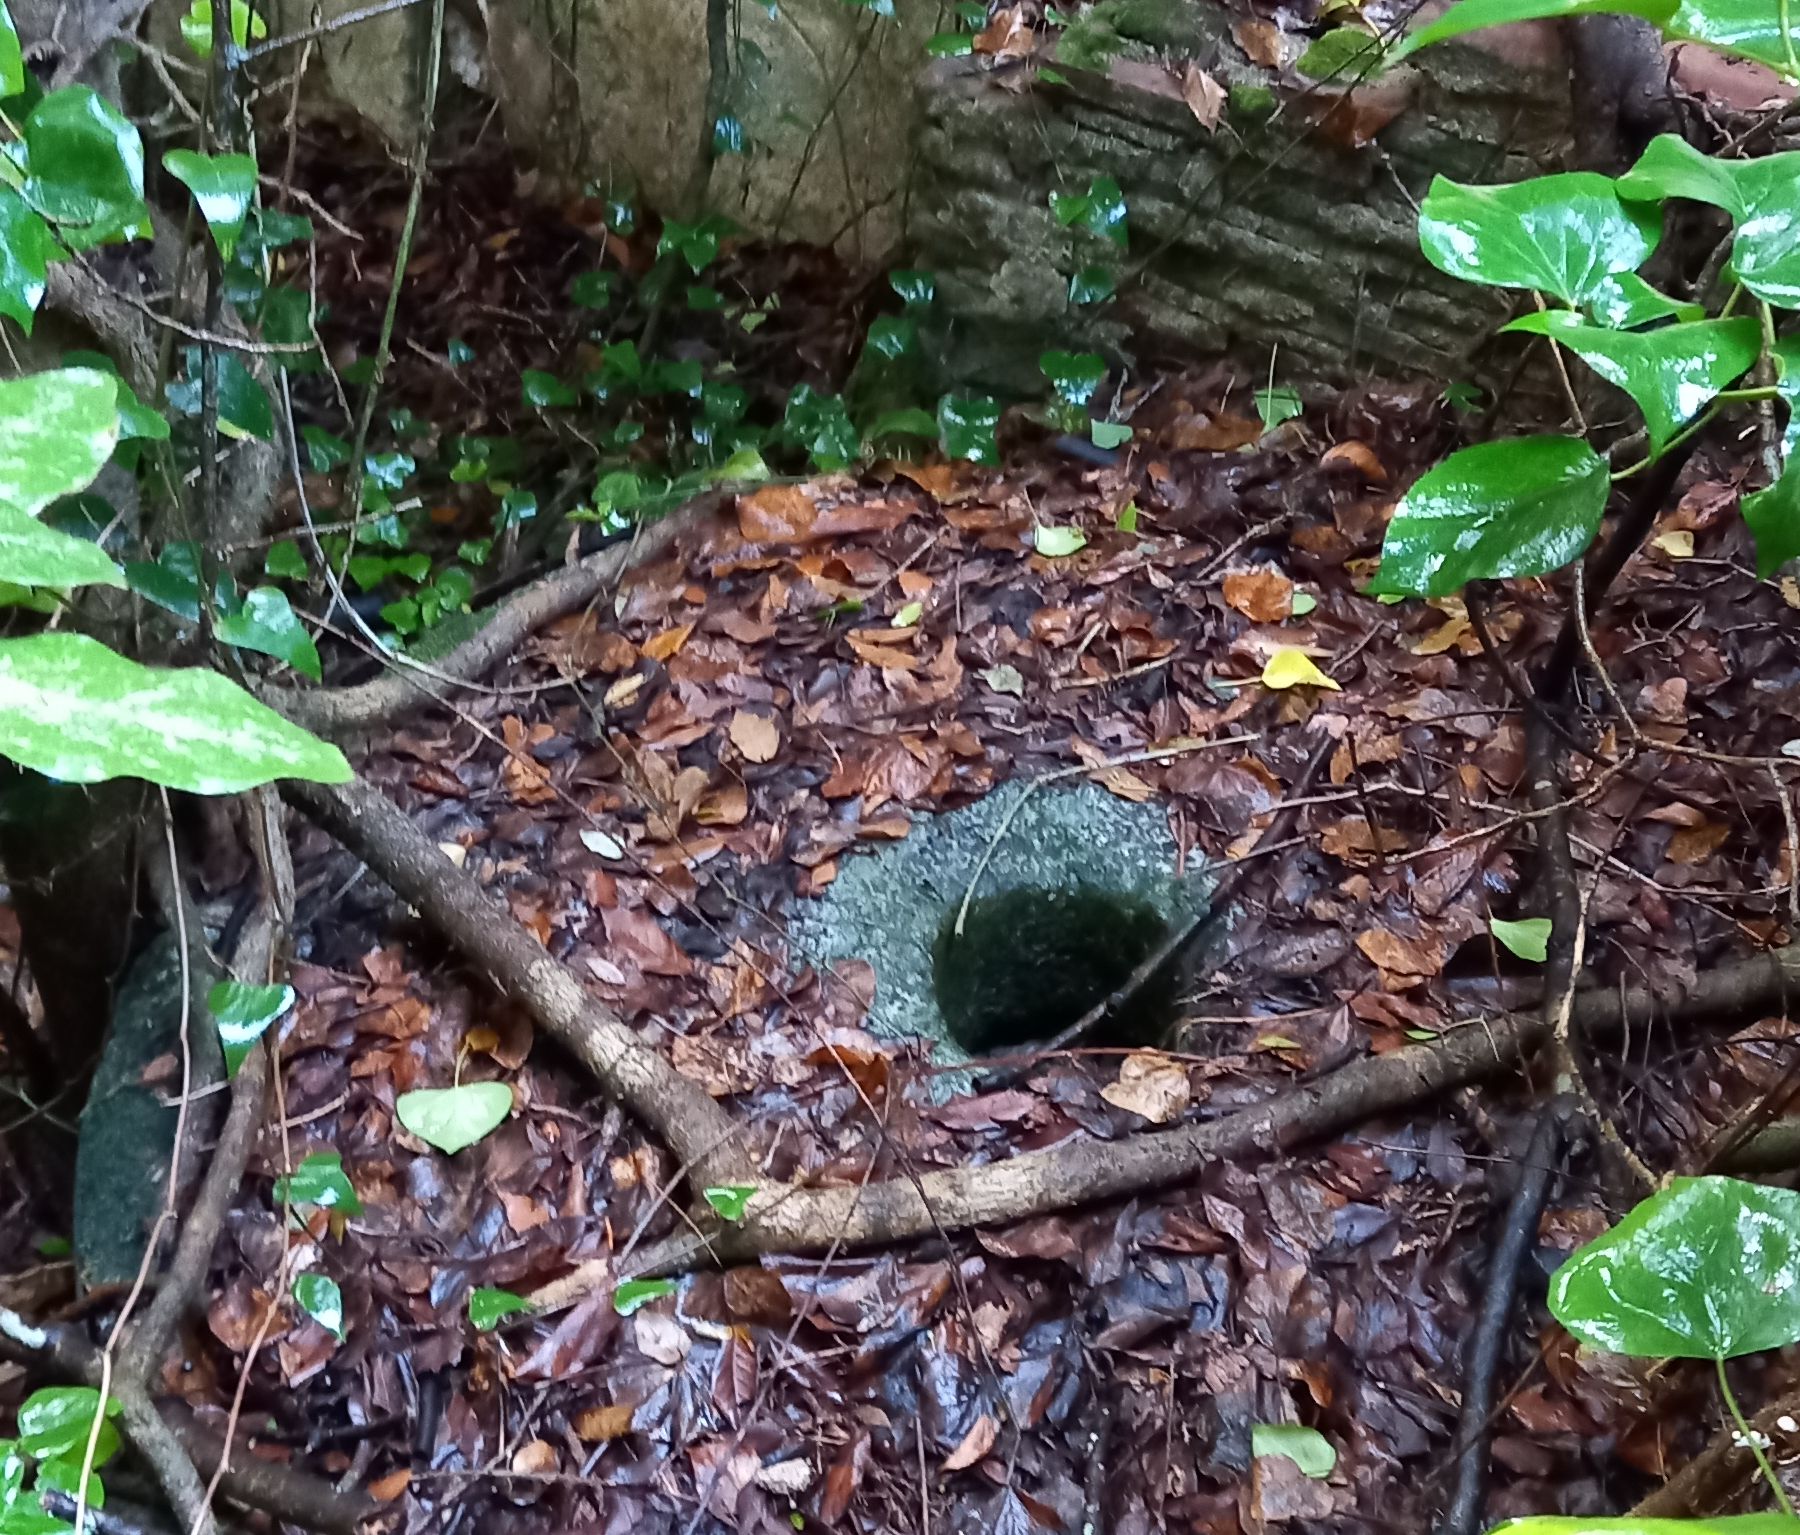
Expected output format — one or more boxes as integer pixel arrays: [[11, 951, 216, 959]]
[[16, 123, 1800, 1535]]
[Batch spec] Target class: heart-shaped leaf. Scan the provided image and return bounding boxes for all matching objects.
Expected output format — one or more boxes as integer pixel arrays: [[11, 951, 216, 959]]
[[1620, 137, 1800, 307], [703, 1185, 758, 1223], [17, 1387, 121, 1460], [1549, 1176, 1800, 1358], [216, 586, 322, 680], [1502, 313, 1759, 455], [273, 1150, 362, 1215], [1040, 350, 1107, 407], [1251, 1424, 1337, 1479], [1418, 173, 1660, 307], [0, 368, 120, 517], [1583, 272, 1705, 330], [292, 1272, 345, 1340], [613, 1278, 678, 1316], [23, 87, 151, 248], [1667, 0, 1800, 82], [396, 1082, 513, 1154], [163, 149, 256, 260], [208, 980, 294, 1076], [469, 1287, 530, 1331], [938, 394, 1000, 464], [1034, 525, 1088, 558], [1373, 436, 1610, 598], [0, 187, 61, 335]]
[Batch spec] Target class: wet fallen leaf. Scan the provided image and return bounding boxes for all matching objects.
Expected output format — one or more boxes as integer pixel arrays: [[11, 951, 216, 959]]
[[642, 622, 695, 663], [1223, 568, 1295, 622], [1233, 16, 1286, 66], [1652, 530, 1695, 559], [982, 663, 1025, 695], [1100, 1053, 1192, 1123], [1667, 821, 1730, 864], [1181, 62, 1226, 128], [574, 1403, 637, 1442], [1355, 927, 1446, 980], [942, 1411, 999, 1471]]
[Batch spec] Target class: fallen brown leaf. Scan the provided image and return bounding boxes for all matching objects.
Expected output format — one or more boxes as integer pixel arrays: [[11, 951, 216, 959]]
[[728, 707, 780, 763], [1100, 1053, 1192, 1124]]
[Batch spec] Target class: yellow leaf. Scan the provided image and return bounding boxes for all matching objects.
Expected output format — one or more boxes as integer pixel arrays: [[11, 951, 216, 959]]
[[1261, 647, 1340, 691], [1652, 530, 1694, 559]]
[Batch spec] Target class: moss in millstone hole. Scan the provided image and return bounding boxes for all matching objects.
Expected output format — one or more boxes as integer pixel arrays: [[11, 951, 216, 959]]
[[933, 885, 1176, 1055]]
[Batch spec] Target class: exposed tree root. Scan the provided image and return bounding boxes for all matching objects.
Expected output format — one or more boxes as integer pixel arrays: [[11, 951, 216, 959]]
[[1633, 1382, 1800, 1518], [273, 497, 720, 737], [284, 775, 747, 1188]]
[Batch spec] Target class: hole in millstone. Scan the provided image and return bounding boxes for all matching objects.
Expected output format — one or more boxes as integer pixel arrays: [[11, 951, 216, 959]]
[[931, 884, 1179, 1057]]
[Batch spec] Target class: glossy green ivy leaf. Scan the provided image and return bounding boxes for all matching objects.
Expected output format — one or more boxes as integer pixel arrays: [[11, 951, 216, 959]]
[[657, 214, 735, 273], [1390, 0, 1674, 61], [1051, 175, 1129, 247], [1667, 0, 1800, 78], [292, 1272, 345, 1341], [396, 1082, 513, 1155], [928, 30, 975, 54], [891, 268, 935, 307], [469, 1287, 529, 1331], [1741, 335, 1800, 574], [1493, 1520, 1800, 1535], [217, 586, 322, 680], [207, 980, 293, 1076], [163, 149, 256, 260], [0, 633, 350, 792], [1250, 1424, 1336, 1479], [867, 315, 916, 360], [781, 384, 861, 470], [1373, 436, 1609, 598], [0, 368, 120, 517], [34, 1454, 104, 1510], [1255, 386, 1303, 431], [702, 1185, 758, 1222], [613, 1278, 678, 1316], [521, 369, 578, 409], [1069, 264, 1116, 304], [0, 187, 61, 335], [1619, 136, 1800, 306], [868, 407, 939, 440], [1583, 272, 1704, 329], [0, 0, 22, 96], [1550, 1176, 1800, 1358], [1418, 173, 1660, 306], [0, 503, 123, 591], [301, 425, 350, 472], [164, 350, 273, 440], [125, 541, 210, 621], [1490, 916, 1552, 961], [264, 540, 307, 581], [1040, 350, 1107, 408], [272, 1149, 362, 1214], [23, 88, 150, 248], [17, 1388, 120, 1463], [1502, 312, 1759, 454], [180, 0, 267, 55], [938, 393, 1000, 464]]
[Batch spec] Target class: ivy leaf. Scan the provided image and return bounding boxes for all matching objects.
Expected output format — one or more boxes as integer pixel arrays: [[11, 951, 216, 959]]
[[164, 349, 273, 440], [781, 384, 861, 470], [17, 1388, 121, 1460], [1583, 271, 1705, 329], [216, 586, 322, 680], [292, 1272, 346, 1341], [1619, 136, 1800, 307], [0, 632, 350, 792], [395, 1082, 514, 1155], [1502, 313, 1760, 455], [469, 1287, 530, 1331], [207, 980, 294, 1076], [23, 87, 151, 248], [1666, 0, 1800, 82], [1372, 436, 1609, 598], [1251, 1424, 1337, 1479], [180, 0, 267, 55], [1069, 264, 1116, 304], [1390, 0, 1674, 61], [163, 149, 256, 260], [264, 540, 307, 581], [938, 393, 999, 464], [702, 1185, 758, 1222], [1550, 1176, 1800, 1358], [1040, 350, 1107, 408], [1051, 175, 1129, 247], [1255, 386, 1303, 431], [1417, 173, 1660, 307], [1490, 916, 1552, 962], [1091, 420, 1133, 449], [867, 315, 917, 361], [521, 370, 578, 409], [890, 268, 936, 307], [867, 407, 939, 440], [35, 1454, 105, 1509], [927, 30, 975, 54], [0, 368, 120, 517], [0, 187, 61, 335], [613, 1278, 678, 1316], [272, 1150, 362, 1215]]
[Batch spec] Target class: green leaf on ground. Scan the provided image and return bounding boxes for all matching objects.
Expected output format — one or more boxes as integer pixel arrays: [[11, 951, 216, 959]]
[[928, 30, 975, 54], [272, 1150, 362, 1215], [867, 315, 917, 360], [163, 149, 256, 260], [703, 1185, 758, 1222], [1034, 525, 1088, 557], [1255, 386, 1303, 432], [1051, 175, 1129, 247], [292, 1273, 345, 1341], [1502, 312, 1760, 455], [868, 407, 939, 440], [1295, 25, 1385, 78], [1550, 1176, 1800, 1358], [1372, 436, 1610, 597], [1092, 420, 1132, 449], [1490, 916, 1552, 961], [207, 980, 294, 1076], [0, 632, 350, 792], [1418, 173, 1661, 306], [1251, 1424, 1337, 1478], [521, 370, 578, 409], [613, 1278, 678, 1316], [469, 1287, 530, 1331], [395, 1082, 513, 1154]]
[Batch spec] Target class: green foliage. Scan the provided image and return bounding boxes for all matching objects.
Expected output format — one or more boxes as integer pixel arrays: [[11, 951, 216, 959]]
[[163, 149, 257, 260], [1743, 337, 1800, 573], [207, 980, 294, 1076], [1490, 916, 1552, 961], [702, 1185, 758, 1222], [1069, 265, 1116, 304], [938, 394, 1000, 463], [0, 0, 22, 96], [1373, 436, 1609, 598], [1051, 175, 1129, 248], [180, 0, 267, 56], [1550, 1177, 1800, 1359], [1391, 0, 1675, 59], [272, 1150, 362, 1215], [292, 1272, 346, 1340], [395, 1082, 514, 1154], [1254, 386, 1303, 432], [1250, 1424, 1336, 1478], [1040, 350, 1108, 408], [22, 88, 151, 249], [781, 384, 861, 470], [0, 1386, 122, 1534], [613, 1278, 678, 1316], [469, 1287, 529, 1330], [1295, 26, 1384, 78], [0, 188, 59, 334]]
